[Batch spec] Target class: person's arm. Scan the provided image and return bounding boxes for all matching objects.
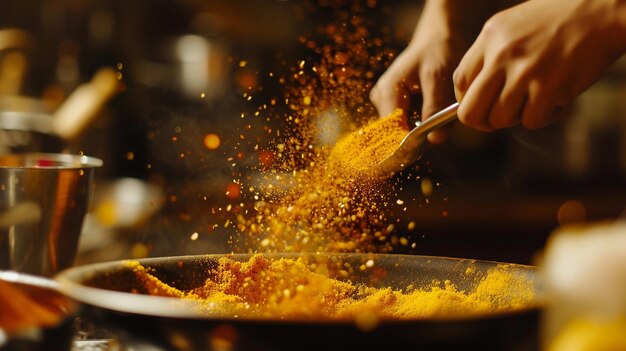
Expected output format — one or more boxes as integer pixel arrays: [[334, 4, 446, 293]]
[[453, 0, 626, 131], [370, 0, 504, 143]]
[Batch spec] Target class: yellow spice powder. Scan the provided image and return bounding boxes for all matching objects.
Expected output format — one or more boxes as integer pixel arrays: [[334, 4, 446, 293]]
[[231, 4, 414, 254], [328, 108, 408, 175], [236, 110, 411, 253], [129, 255, 535, 321]]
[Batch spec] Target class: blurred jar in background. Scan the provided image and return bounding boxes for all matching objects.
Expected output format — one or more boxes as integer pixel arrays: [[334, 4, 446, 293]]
[[541, 221, 626, 351]]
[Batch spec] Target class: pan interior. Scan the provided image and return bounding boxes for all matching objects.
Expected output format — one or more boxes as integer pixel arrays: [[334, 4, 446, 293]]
[[56, 253, 540, 321]]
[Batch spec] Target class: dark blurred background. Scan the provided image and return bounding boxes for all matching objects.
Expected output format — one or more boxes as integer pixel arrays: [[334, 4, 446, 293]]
[[1, 0, 625, 265]]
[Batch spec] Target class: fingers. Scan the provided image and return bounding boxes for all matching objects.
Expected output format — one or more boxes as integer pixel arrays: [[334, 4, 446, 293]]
[[454, 37, 534, 132], [419, 67, 454, 119], [427, 128, 449, 144], [454, 35, 503, 132], [453, 42, 484, 102], [419, 65, 455, 144], [520, 79, 553, 130], [486, 66, 528, 129], [454, 28, 527, 132], [456, 67, 505, 132], [370, 51, 416, 118], [370, 78, 410, 118], [456, 72, 563, 131]]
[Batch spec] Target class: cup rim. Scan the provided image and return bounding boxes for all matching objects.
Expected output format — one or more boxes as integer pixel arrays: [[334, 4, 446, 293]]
[[0, 153, 103, 169]]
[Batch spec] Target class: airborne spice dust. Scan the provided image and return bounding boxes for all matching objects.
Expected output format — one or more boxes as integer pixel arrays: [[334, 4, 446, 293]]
[[127, 1, 536, 324], [228, 2, 418, 254]]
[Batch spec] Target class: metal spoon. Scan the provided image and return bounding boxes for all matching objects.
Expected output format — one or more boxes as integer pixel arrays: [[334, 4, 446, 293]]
[[373, 102, 459, 178]]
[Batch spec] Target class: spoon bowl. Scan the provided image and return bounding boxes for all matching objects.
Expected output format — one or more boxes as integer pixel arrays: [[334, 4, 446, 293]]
[[373, 102, 458, 178]]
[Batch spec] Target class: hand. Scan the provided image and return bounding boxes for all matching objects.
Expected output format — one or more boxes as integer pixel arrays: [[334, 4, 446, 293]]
[[453, 0, 626, 132], [370, 1, 474, 144]]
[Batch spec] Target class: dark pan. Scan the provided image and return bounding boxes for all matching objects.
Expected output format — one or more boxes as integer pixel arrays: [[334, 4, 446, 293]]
[[56, 253, 541, 350]]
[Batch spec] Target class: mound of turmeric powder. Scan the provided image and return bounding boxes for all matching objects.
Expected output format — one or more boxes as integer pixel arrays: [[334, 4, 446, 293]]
[[129, 255, 535, 323], [328, 108, 408, 175]]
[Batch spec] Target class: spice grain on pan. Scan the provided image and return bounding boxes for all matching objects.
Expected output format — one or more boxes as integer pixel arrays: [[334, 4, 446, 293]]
[[130, 255, 535, 322]]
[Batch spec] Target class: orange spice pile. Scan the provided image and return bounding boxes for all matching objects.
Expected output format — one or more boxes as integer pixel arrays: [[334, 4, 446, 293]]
[[130, 255, 535, 323]]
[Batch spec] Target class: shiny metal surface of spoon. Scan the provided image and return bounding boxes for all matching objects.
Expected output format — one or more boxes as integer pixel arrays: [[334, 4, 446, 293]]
[[373, 102, 459, 178]]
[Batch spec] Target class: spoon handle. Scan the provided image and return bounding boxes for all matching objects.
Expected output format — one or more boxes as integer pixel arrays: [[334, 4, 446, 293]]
[[415, 102, 459, 133]]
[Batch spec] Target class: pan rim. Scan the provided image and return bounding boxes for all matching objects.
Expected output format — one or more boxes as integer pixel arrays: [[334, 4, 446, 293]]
[[56, 253, 542, 323]]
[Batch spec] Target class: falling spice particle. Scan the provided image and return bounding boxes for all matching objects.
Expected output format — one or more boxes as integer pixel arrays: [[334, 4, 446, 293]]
[[407, 221, 416, 231], [225, 183, 241, 199], [421, 178, 433, 197], [223, 1, 432, 255], [204, 134, 221, 150], [131, 243, 149, 259]]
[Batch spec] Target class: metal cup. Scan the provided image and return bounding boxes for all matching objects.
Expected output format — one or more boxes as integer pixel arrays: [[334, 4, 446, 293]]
[[0, 153, 102, 276]]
